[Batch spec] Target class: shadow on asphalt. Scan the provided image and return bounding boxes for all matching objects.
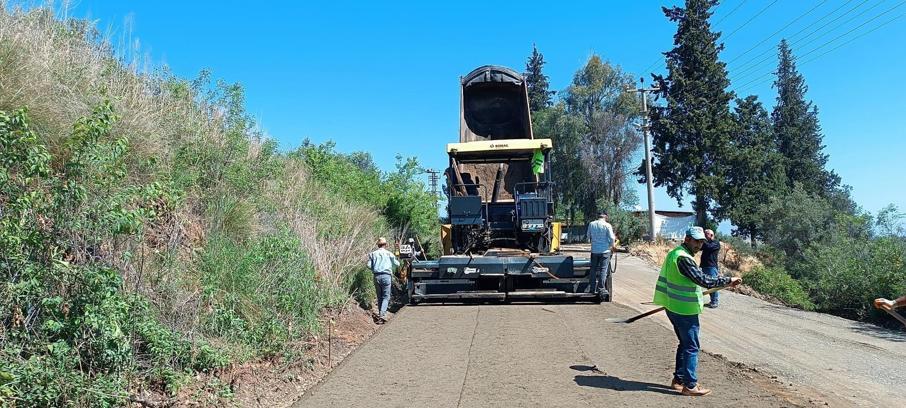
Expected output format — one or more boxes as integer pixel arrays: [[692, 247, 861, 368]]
[[573, 375, 677, 395], [570, 364, 605, 373], [756, 302, 906, 343], [571, 365, 675, 395], [848, 322, 906, 342]]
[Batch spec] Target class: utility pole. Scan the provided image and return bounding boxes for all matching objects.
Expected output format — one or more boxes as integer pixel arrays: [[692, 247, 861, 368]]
[[425, 169, 440, 212], [626, 79, 660, 242]]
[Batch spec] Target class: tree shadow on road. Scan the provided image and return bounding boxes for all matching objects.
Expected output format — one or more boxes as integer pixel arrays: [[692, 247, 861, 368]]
[[571, 365, 676, 395], [848, 322, 906, 343]]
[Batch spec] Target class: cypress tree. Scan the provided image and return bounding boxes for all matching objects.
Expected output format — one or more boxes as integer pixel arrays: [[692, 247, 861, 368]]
[[647, 0, 734, 227], [772, 39, 841, 198], [524, 44, 554, 112], [718, 95, 785, 245]]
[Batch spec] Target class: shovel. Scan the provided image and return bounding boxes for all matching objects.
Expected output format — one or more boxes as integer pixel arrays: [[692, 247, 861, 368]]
[[606, 286, 727, 324]]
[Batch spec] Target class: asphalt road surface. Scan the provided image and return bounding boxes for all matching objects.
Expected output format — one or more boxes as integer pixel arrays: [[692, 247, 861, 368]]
[[295, 250, 905, 407]]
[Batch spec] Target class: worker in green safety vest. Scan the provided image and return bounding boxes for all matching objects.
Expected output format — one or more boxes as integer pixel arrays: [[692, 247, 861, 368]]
[[653, 226, 741, 397]]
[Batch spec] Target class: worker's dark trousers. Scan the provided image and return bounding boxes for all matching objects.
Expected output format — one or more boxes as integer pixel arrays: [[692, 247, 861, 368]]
[[590, 252, 611, 294], [373, 273, 392, 318], [666, 310, 700, 388]]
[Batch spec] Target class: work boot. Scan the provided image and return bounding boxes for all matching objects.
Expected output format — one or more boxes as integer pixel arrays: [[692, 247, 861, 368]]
[[681, 385, 712, 396], [670, 378, 684, 391]]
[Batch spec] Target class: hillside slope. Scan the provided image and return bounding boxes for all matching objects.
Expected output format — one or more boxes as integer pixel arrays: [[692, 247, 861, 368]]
[[0, 7, 434, 406]]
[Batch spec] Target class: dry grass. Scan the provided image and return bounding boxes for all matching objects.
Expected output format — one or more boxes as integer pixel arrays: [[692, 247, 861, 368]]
[[274, 162, 387, 301], [631, 239, 761, 277], [0, 3, 386, 340], [0, 5, 223, 177]]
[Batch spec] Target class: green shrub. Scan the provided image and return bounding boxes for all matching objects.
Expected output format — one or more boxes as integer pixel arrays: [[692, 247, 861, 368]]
[[0, 105, 225, 405], [745, 266, 815, 311], [790, 235, 906, 320], [199, 230, 326, 353]]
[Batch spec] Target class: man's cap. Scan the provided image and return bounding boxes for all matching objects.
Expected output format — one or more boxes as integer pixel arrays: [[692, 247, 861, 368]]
[[376, 237, 387, 245], [686, 226, 706, 240], [599, 210, 608, 217]]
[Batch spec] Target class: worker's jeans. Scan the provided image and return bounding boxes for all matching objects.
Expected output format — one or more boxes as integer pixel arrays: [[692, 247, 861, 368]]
[[373, 273, 392, 318], [703, 266, 720, 306], [666, 310, 700, 388], [590, 252, 611, 294]]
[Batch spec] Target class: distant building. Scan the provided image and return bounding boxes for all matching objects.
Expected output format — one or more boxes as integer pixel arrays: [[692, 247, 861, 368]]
[[632, 210, 696, 240]]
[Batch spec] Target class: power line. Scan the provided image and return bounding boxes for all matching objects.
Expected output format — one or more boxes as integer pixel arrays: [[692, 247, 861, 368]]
[[733, 0, 881, 81], [733, 71, 774, 96], [735, 3, 906, 95], [640, 56, 664, 78], [723, 0, 781, 40], [787, 0, 888, 57], [714, 0, 750, 27], [801, 10, 906, 64], [734, 0, 905, 92], [729, 0, 865, 77], [797, 0, 903, 60], [726, 0, 828, 65]]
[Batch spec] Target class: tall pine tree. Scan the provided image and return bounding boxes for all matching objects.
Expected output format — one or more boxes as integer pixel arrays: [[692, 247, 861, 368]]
[[647, 0, 734, 227], [717, 95, 785, 245], [524, 44, 554, 112], [772, 39, 841, 199]]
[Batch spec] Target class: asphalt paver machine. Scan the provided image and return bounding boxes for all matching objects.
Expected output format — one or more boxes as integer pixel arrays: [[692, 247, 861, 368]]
[[408, 65, 607, 303]]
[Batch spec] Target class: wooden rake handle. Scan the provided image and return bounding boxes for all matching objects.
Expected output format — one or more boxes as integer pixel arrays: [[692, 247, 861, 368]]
[[614, 286, 728, 324]]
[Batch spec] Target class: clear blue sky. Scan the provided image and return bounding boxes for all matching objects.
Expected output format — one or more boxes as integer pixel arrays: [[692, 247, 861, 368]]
[[62, 0, 905, 217]]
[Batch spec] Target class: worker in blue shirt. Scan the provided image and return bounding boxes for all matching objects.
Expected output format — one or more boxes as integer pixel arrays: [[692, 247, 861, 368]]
[[367, 237, 400, 323], [588, 211, 617, 300]]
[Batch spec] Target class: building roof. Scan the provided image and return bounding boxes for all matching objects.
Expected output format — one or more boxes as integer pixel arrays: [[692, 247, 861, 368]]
[[632, 210, 695, 218]]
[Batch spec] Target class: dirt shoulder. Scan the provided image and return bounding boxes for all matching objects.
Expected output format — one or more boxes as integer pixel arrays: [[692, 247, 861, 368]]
[[225, 303, 380, 408]]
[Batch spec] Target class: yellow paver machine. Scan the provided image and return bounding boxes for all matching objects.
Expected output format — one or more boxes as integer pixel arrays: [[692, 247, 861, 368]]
[[407, 65, 608, 304]]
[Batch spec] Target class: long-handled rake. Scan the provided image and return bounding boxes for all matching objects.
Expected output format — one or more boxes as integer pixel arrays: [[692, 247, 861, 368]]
[[606, 286, 727, 324]]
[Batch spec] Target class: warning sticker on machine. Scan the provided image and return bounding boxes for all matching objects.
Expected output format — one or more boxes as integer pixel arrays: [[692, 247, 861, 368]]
[[464, 267, 480, 274]]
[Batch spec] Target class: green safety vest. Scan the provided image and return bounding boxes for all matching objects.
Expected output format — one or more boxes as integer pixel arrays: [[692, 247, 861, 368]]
[[652, 245, 704, 315], [531, 149, 544, 174]]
